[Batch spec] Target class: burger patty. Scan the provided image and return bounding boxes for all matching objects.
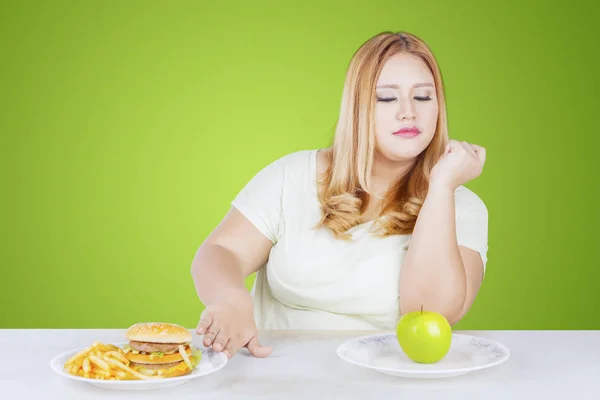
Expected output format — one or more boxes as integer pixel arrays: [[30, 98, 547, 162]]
[[130, 361, 183, 370], [129, 341, 182, 353]]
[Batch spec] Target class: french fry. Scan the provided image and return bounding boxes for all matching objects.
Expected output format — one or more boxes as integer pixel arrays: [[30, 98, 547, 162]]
[[92, 341, 112, 352], [82, 357, 91, 373], [65, 346, 91, 365], [95, 342, 121, 352], [104, 357, 160, 381], [92, 369, 111, 378], [105, 351, 128, 364], [89, 355, 109, 371]]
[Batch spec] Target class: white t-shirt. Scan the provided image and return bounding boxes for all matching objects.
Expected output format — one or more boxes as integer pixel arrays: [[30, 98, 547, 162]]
[[231, 149, 488, 331]]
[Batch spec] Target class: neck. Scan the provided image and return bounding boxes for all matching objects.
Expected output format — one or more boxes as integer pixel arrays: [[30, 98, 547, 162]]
[[370, 152, 414, 197]]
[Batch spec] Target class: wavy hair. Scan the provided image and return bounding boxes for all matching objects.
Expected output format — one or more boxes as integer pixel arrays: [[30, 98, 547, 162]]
[[316, 31, 449, 240]]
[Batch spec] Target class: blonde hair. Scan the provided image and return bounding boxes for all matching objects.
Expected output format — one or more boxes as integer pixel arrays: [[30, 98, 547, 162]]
[[316, 31, 449, 240]]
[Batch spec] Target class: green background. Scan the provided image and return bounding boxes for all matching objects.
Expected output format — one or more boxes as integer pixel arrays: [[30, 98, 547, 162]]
[[2, 0, 598, 329]]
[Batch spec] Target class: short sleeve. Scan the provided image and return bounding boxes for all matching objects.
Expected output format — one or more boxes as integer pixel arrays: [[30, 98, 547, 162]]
[[231, 157, 285, 244], [454, 186, 489, 273]]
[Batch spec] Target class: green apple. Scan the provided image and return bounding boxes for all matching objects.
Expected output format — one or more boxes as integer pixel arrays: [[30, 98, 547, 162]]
[[396, 306, 452, 363]]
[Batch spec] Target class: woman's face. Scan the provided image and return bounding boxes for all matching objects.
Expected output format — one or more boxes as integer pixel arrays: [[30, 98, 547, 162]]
[[374, 53, 439, 162]]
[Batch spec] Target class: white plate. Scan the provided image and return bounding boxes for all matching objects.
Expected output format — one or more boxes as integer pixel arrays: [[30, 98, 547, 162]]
[[50, 341, 228, 390], [337, 332, 509, 379]]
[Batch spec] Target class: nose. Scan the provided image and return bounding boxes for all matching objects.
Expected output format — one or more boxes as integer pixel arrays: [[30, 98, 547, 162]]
[[396, 98, 416, 121]]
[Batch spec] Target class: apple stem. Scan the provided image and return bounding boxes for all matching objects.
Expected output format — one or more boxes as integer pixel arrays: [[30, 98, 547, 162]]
[[420, 305, 423, 314]]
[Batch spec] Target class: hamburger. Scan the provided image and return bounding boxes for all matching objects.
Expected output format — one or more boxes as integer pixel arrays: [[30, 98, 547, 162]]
[[123, 322, 201, 378]]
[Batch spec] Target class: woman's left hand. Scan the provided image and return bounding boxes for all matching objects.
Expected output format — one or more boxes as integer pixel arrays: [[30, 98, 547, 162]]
[[430, 139, 486, 191]]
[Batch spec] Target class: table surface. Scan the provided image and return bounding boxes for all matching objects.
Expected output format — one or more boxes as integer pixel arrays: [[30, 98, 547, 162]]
[[1, 329, 598, 399]]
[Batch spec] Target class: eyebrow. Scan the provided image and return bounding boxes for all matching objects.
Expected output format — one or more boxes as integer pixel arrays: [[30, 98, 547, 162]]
[[376, 83, 434, 89]]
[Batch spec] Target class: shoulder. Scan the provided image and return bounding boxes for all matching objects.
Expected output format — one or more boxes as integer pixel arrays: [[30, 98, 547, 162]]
[[261, 149, 315, 172], [268, 147, 329, 172], [277, 149, 315, 167], [316, 147, 332, 175], [454, 185, 488, 217], [243, 149, 315, 188]]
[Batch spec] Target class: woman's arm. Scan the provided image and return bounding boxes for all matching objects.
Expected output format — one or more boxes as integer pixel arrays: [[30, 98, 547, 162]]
[[191, 207, 275, 357], [191, 207, 273, 306], [399, 140, 487, 325], [398, 183, 484, 325]]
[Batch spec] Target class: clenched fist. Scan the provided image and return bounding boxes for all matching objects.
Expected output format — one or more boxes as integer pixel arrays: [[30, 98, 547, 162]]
[[430, 140, 486, 190]]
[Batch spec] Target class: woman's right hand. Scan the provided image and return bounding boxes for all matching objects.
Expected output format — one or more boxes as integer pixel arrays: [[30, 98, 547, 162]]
[[196, 287, 272, 359]]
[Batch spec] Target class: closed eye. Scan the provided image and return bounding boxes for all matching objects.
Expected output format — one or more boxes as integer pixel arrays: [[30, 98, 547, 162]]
[[376, 96, 433, 102]]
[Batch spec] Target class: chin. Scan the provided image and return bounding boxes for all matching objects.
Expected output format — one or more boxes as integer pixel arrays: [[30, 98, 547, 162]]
[[379, 147, 425, 162], [378, 138, 430, 162]]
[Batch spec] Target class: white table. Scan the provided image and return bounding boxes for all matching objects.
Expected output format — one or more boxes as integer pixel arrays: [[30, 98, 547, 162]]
[[1, 329, 598, 399]]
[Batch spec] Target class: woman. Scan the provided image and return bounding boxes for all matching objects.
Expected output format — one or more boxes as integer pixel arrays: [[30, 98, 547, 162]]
[[191, 31, 488, 359]]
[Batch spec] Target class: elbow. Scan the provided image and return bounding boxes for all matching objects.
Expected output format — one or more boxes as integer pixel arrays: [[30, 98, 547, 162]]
[[190, 242, 208, 278], [447, 295, 471, 326], [440, 294, 467, 326], [190, 260, 199, 280], [399, 289, 466, 326], [446, 310, 464, 326], [190, 254, 197, 276]]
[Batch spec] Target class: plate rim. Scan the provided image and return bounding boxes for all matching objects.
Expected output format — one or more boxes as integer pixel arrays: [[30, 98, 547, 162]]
[[336, 332, 510, 375], [50, 341, 228, 385]]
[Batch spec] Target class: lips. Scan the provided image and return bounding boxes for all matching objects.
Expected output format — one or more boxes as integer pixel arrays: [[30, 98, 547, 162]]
[[393, 126, 421, 137]]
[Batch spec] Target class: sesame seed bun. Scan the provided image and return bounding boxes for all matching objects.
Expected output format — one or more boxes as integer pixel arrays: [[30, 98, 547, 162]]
[[125, 322, 192, 344]]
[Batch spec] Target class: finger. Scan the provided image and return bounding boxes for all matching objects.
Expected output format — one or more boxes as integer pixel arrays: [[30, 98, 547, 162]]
[[196, 312, 213, 335], [245, 336, 272, 358], [461, 141, 476, 157], [224, 331, 246, 358], [212, 328, 230, 353], [222, 339, 235, 358], [470, 144, 484, 153], [447, 139, 461, 152], [476, 146, 486, 166], [203, 324, 221, 348]]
